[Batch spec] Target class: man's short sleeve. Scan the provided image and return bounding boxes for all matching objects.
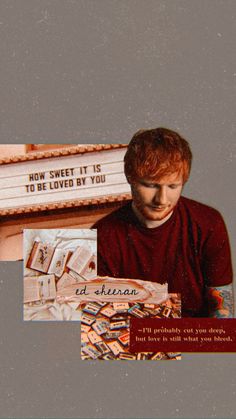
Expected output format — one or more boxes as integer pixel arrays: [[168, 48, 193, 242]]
[[201, 212, 233, 287]]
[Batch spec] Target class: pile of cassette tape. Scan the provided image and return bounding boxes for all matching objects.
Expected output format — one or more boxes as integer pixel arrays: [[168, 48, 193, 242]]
[[81, 294, 181, 361]]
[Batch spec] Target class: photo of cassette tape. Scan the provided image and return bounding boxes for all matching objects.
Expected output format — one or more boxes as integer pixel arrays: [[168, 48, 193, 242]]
[[80, 294, 181, 361]]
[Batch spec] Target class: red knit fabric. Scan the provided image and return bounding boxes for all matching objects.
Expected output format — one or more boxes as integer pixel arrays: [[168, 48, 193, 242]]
[[94, 197, 233, 317]]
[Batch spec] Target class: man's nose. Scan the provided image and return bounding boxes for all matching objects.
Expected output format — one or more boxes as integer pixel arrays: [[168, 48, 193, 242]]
[[154, 187, 167, 204]]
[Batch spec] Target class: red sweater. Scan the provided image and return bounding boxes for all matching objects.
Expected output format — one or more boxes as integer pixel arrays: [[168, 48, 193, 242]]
[[93, 197, 233, 317]]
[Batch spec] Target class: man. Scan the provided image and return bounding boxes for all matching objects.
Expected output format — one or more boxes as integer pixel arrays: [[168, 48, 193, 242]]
[[94, 128, 233, 317]]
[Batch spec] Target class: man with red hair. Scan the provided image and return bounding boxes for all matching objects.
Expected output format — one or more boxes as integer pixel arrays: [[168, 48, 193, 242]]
[[94, 128, 233, 317]]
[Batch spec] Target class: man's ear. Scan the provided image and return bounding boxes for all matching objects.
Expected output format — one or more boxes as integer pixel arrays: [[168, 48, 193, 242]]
[[125, 174, 132, 185]]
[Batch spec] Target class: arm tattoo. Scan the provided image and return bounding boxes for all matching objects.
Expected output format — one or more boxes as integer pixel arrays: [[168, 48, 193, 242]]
[[206, 284, 234, 318]]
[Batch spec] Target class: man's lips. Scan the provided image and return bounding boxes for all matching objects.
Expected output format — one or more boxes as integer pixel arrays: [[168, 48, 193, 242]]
[[148, 205, 169, 211]]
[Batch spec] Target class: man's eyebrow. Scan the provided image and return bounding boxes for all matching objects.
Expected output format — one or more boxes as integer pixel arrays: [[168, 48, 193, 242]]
[[139, 180, 156, 185]]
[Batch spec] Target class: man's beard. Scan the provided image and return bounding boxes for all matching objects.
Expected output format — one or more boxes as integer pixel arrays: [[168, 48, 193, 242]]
[[140, 205, 173, 221], [133, 202, 176, 224]]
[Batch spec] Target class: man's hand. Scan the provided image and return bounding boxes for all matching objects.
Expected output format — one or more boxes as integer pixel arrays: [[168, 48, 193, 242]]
[[206, 284, 234, 318]]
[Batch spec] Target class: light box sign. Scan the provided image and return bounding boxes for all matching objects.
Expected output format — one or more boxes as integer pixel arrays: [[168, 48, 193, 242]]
[[0, 145, 131, 215]]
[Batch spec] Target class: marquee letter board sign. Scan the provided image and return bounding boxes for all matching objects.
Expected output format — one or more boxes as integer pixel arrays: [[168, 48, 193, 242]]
[[0, 145, 131, 216]]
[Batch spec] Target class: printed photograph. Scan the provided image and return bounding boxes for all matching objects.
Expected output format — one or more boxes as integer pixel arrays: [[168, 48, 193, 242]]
[[0, 144, 130, 261], [23, 228, 97, 321], [80, 295, 181, 361]]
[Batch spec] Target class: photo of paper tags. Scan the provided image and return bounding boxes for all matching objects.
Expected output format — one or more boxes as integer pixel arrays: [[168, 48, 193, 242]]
[[80, 294, 181, 361], [23, 229, 97, 321]]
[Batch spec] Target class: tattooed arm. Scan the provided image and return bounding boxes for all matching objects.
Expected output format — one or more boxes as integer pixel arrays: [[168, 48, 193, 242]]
[[206, 284, 234, 318]]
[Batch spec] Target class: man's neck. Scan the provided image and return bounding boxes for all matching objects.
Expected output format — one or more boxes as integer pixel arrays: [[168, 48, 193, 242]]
[[132, 202, 173, 228]]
